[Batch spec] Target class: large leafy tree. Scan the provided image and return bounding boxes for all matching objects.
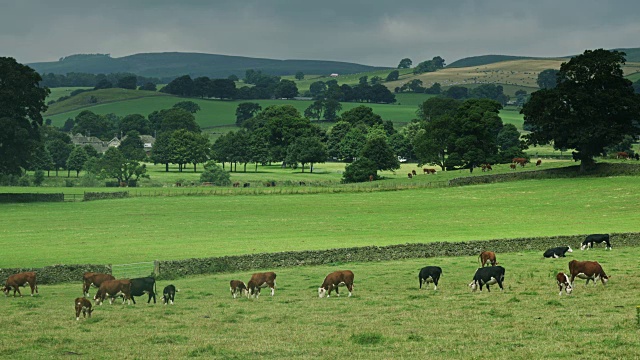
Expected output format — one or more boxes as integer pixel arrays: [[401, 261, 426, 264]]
[[47, 139, 72, 176], [0, 57, 50, 175], [397, 58, 412, 69], [536, 69, 559, 89], [119, 130, 147, 161], [341, 106, 383, 127], [119, 114, 151, 135], [274, 79, 299, 99], [522, 49, 640, 171], [235, 102, 262, 127], [151, 132, 172, 172], [360, 135, 400, 172], [66, 146, 88, 177], [72, 110, 115, 139], [99, 147, 148, 184], [286, 136, 327, 173]]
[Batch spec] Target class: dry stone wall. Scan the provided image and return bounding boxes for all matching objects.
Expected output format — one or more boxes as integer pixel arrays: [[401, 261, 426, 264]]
[[0, 264, 111, 285]]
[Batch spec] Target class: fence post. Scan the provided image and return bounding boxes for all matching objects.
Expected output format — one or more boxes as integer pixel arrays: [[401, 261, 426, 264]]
[[154, 260, 160, 277]]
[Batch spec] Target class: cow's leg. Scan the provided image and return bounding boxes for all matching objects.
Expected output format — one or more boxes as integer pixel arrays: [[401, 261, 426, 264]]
[[558, 283, 563, 296], [497, 279, 504, 291], [433, 277, 439, 291], [15, 287, 22, 297], [131, 295, 137, 305], [419, 277, 423, 289], [335, 285, 340, 297], [347, 283, 353, 297], [270, 285, 275, 297]]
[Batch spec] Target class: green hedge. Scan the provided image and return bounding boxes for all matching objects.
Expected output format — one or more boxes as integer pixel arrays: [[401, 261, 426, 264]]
[[0, 264, 111, 285], [156, 232, 640, 278], [83, 191, 129, 201], [0, 193, 64, 203]]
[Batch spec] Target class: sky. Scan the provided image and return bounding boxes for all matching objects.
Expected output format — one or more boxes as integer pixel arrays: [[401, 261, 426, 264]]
[[1, 0, 639, 67]]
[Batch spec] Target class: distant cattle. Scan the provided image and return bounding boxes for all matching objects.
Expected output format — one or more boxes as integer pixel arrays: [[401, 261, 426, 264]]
[[481, 164, 492, 172], [230, 280, 247, 299], [299, 181, 306, 186], [94, 279, 132, 305], [74, 297, 93, 320], [3, 271, 38, 297], [247, 272, 277, 298], [469, 266, 505, 292], [243, 183, 250, 188], [407, 173, 413, 179], [83, 272, 115, 297], [129, 277, 157, 304], [318, 270, 354, 298], [543, 246, 573, 258], [423, 168, 437, 175], [418, 266, 442, 291], [509, 163, 516, 170], [536, 159, 542, 166], [369, 175, 374, 182], [411, 170, 417, 176], [556, 272, 572, 296], [616, 151, 629, 159], [512, 157, 528, 167], [581, 234, 612, 250], [161, 285, 177, 305], [478, 251, 498, 267], [568, 260, 609, 287], [233, 182, 240, 187]]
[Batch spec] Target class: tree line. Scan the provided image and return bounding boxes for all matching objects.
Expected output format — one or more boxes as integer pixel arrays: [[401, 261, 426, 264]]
[[39, 72, 161, 89]]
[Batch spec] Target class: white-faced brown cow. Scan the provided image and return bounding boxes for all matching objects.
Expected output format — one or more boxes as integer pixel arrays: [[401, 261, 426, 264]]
[[568, 260, 609, 287], [83, 272, 115, 297], [230, 280, 247, 299], [94, 279, 132, 305], [318, 270, 354, 298], [478, 251, 498, 267], [556, 272, 572, 295], [74, 297, 93, 320], [246, 272, 277, 298], [3, 271, 38, 297]]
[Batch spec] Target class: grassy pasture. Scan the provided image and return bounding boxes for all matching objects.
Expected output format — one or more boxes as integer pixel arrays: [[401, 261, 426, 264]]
[[44, 88, 170, 117], [2, 175, 640, 268], [46, 87, 92, 101], [0, 249, 637, 359]]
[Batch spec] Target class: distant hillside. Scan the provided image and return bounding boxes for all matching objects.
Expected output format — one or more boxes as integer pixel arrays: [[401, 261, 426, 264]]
[[447, 55, 542, 68], [28, 53, 389, 80]]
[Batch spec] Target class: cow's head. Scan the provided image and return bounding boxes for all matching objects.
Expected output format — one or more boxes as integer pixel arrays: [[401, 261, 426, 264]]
[[318, 287, 328, 298], [468, 281, 478, 292], [602, 275, 610, 285], [566, 246, 573, 253], [564, 282, 573, 295], [580, 244, 588, 251]]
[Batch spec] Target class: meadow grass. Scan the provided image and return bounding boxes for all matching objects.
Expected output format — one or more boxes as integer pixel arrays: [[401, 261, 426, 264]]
[[0, 249, 637, 359], [2, 175, 640, 268]]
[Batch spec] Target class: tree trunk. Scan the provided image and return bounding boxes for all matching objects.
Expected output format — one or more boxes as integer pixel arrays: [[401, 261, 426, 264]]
[[76, 171, 80, 177], [165, 163, 169, 172], [244, 163, 247, 172], [193, 163, 197, 172], [67, 169, 71, 177], [255, 163, 258, 172], [301, 163, 305, 172], [55, 168, 59, 177]]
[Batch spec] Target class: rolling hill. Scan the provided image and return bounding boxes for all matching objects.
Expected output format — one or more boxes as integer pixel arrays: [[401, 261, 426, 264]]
[[28, 53, 389, 80]]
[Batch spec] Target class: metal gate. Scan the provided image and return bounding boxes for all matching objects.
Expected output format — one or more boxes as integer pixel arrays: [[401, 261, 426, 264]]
[[111, 261, 155, 279]]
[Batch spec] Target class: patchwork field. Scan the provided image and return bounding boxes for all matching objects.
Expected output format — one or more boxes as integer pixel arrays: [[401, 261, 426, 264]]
[[0, 249, 637, 359]]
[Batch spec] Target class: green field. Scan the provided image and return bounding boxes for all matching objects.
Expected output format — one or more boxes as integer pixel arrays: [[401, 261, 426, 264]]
[[0, 249, 637, 358]]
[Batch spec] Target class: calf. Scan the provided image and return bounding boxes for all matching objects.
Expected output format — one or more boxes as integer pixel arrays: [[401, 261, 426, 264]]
[[581, 234, 612, 250], [478, 251, 498, 267], [94, 279, 132, 305], [161, 285, 177, 305], [230, 280, 247, 299], [543, 246, 573, 258], [568, 260, 609, 287], [83, 272, 115, 297], [318, 270, 354, 298], [469, 266, 505, 292], [3, 272, 38, 297], [536, 159, 542, 166], [556, 272, 572, 296], [418, 266, 442, 290], [74, 297, 93, 320], [129, 277, 157, 304], [407, 173, 413, 179], [247, 272, 277, 298], [411, 170, 417, 176]]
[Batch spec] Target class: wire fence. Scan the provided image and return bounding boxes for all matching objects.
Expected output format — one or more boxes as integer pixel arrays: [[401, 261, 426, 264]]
[[111, 261, 156, 279]]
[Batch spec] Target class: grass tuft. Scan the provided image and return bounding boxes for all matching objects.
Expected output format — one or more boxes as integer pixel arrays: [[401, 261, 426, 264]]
[[351, 332, 384, 345]]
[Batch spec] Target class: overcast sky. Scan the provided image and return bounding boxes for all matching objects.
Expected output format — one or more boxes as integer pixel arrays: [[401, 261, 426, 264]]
[[2, 0, 639, 67]]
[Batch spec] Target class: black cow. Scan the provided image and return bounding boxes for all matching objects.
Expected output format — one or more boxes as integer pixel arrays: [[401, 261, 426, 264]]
[[418, 266, 442, 290], [581, 234, 612, 250], [129, 277, 157, 304], [161, 284, 177, 305], [469, 266, 505, 292], [543, 246, 573, 258]]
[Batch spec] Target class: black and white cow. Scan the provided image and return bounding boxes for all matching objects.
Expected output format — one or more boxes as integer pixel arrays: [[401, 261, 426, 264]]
[[418, 266, 442, 290], [161, 284, 177, 305], [543, 246, 573, 258], [581, 234, 612, 250], [129, 277, 157, 304], [468, 266, 505, 292]]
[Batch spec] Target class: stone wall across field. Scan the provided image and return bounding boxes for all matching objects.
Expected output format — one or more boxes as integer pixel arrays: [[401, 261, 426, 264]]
[[0, 193, 64, 203], [156, 232, 640, 278], [83, 191, 129, 201], [0, 264, 111, 285]]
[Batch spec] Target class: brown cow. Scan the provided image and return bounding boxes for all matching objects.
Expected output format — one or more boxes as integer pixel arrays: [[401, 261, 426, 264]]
[[535, 159, 542, 166], [616, 151, 629, 159], [556, 272, 572, 296], [318, 270, 354, 298], [568, 260, 609, 287], [74, 297, 93, 320], [233, 182, 240, 187], [423, 168, 437, 175], [478, 251, 498, 267], [246, 272, 277, 298], [512, 157, 528, 167], [509, 163, 517, 170], [369, 175, 374, 182], [3, 272, 38, 297], [83, 272, 115, 297], [230, 280, 247, 299], [94, 279, 132, 305]]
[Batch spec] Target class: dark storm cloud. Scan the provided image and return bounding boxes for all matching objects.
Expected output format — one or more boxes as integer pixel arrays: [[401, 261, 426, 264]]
[[1, 0, 639, 66]]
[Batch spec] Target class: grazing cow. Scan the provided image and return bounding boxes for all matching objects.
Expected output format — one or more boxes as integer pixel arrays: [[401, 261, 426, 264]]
[[556, 272, 572, 296], [243, 183, 250, 188], [509, 163, 516, 170], [369, 175, 374, 182], [233, 182, 240, 187], [407, 173, 413, 179], [536, 159, 542, 166], [83, 272, 115, 297], [581, 234, 612, 250], [161, 285, 177, 305], [411, 170, 417, 176], [74, 297, 93, 320], [246, 272, 277, 298], [94, 279, 132, 305], [485, 164, 492, 171], [512, 157, 528, 167], [299, 181, 306, 186], [318, 270, 354, 298], [423, 168, 437, 175], [469, 266, 505, 292], [616, 151, 629, 159], [478, 251, 498, 267], [568, 260, 609, 287], [230, 280, 247, 299], [543, 246, 573, 258], [418, 266, 442, 290], [129, 277, 157, 304], [3, 272, 38, 297]]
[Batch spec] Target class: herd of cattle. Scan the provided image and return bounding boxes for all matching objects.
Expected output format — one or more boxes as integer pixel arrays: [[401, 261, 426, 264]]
[[2, 234, 614, 320]]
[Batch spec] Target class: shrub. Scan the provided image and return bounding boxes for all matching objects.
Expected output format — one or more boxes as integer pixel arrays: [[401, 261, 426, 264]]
[[18, 175, 31, 187], [200, 162, 231, 186], [342, 158, 378, 183], [64, 179, 75, 187], [33, 170, 45, 186]]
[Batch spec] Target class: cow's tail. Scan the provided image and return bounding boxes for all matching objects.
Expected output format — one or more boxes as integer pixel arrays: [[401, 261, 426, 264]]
[[478, 254, 482, 266]]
